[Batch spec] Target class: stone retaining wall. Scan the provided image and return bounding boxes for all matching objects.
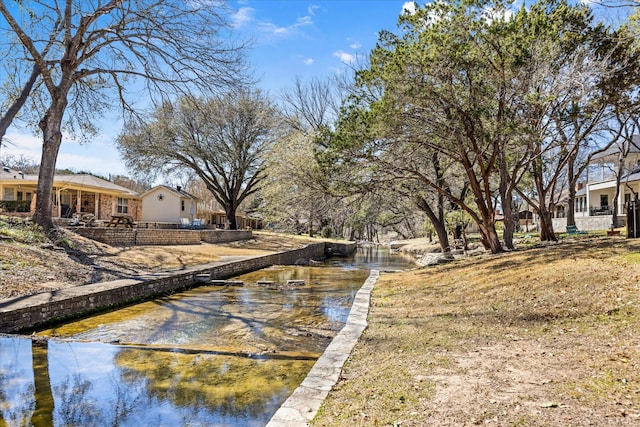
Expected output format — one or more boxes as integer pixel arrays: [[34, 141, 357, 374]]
[[208, 244, 326, 280], [552, 215, 621, 232], [0, 242, 338, 333], [73, 228, 253, 246], [325, 241, 357, 256], [200, 230, 253, 244]]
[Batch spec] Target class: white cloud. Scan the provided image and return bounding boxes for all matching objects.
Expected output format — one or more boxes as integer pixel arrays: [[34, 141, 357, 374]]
[[333, 50, 356, 64], [402, 1, 416, 15], [482, 5, 514, 23], [257, 15, 313, 37], [303, 57, 314, 65], [231, 6, 254, 28], [349, 41, 361, 50], [2, 130, 129, 176], [308, 4, 320, 15], [2, 132, 42, 162]]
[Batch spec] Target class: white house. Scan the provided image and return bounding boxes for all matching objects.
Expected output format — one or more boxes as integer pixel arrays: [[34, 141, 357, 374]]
[[568, 136, 640, 230], [140, 185, 199, 223]]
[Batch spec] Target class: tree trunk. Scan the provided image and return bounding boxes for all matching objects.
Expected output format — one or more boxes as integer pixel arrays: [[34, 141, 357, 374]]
[[499, 166, 515, 249], [538, 206, 557, 241], [612, 157, 625, 228], [225, 209, 237, 230], [501, 195, 515, 250], [566, 184, 576, 227], [478, 220, 503, 254], [415, 196, 452, 259], [308, 212, 314, 237], [33, 108, 65, 231], [31, 340, 54, 427], [566, 156, 577, 227]]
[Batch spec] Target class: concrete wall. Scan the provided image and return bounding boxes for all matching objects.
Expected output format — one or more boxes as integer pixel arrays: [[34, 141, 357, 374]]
[[0, 243, 330, 333], [201, 230, 253, 244], [73, 228, 253, 246], [552, 215, 623, 232], [325, 241, 357, 256]]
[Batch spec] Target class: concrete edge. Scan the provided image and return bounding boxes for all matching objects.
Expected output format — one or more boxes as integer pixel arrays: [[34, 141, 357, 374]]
[[266, 269, 380, 427], [0, 243, 327, 333]]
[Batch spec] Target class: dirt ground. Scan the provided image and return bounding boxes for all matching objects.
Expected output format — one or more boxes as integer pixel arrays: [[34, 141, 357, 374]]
[[311, 236, 640, 426], [0, 229, 314, 300]]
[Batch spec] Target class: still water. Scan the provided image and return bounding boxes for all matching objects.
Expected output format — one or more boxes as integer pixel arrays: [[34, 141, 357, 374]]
[[0, 247, 415, 427]]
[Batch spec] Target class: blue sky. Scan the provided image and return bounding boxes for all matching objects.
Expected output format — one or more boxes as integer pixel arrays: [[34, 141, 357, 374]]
[[2, 1, 630, 179], [232, 1, 410, 91], [2, 0, 411, 179]]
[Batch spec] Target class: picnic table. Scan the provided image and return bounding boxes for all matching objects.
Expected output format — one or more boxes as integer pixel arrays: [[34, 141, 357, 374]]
[[106, 214, 134, 228]]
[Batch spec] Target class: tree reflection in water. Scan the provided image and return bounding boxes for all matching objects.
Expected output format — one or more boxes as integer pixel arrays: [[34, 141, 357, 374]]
[[0, 338, 145, 426], [1, 249, 415, 425], [1, 336, 308, 426], [30, 340, 53, 427], [115, 348, 312, 418]]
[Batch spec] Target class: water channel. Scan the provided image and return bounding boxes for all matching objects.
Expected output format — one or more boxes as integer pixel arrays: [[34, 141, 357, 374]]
[[0, 246, 415, 427]]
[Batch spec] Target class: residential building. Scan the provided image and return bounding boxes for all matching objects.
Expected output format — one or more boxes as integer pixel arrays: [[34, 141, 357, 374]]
[[140, 185, 199, 224], [556, 136, 640, 231], [0, 166, 141, 221]]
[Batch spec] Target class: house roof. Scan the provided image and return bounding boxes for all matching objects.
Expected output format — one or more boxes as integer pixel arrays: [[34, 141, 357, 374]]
[[0, 166, 138, 197], [53, 174, 139, 196], [621, 167, 640, 183], [590, 135, 640, 163], [140, 185, 199, 200]]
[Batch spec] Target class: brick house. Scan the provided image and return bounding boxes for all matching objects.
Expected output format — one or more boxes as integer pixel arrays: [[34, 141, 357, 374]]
[[0, 166, 141, 221]]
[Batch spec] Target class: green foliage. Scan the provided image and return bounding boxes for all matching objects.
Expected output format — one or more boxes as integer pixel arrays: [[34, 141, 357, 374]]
[[325, 0, 635, 250], [445, 210, 473, 234], [0, 216, 46, 243], [320, 226, 333, 239]]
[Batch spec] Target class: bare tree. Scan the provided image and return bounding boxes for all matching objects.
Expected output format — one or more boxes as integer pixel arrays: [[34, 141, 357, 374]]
[[0, 153, 39, 173], [117, 91, 279, 230], [262, 76, 345, 237], [280, 76, 343, 134], [0, 0, 249, 230]]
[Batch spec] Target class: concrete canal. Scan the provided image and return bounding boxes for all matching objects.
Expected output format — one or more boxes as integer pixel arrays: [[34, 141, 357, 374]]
[[0, 247, 415, 426]]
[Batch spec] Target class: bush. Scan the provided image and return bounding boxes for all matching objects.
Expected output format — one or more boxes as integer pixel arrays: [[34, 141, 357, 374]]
[[0, 216, 46, 243], [320, 226, 333, 239]]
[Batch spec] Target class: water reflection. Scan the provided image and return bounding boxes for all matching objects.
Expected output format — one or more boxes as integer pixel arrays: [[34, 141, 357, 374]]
[[0, 247, 415, 426]]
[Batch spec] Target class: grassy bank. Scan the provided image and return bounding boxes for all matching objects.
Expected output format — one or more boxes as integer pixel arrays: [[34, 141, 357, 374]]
[[312, 236, 640, 426]]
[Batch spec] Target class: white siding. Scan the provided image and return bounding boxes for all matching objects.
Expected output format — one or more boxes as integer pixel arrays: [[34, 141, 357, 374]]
[[141, 188, 181, 222]]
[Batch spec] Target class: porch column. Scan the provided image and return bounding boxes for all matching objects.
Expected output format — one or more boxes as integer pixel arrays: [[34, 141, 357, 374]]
[[94, 193, 99, 217], [586, 183, 591, 217], [618, 188, 624, 218], [55, 188, 62, 217], [76, 190, 82, 213]]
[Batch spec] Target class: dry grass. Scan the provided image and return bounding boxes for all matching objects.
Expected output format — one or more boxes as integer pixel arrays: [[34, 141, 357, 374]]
[[312, 236, 640, 426], [0, 229, 318, 300]]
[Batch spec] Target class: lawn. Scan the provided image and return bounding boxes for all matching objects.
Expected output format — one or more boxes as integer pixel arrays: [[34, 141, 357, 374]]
[[312, 235, 640, 426]]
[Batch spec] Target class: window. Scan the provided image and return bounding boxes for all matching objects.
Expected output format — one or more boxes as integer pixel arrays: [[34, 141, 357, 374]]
[[3, 188, 14, 201], [600, 194, 608, 207], [117, 198, 129, 214], [181, 200, 185, 212]]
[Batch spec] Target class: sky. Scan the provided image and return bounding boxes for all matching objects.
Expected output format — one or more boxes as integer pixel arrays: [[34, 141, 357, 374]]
[[1, 0, 413, 179]]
